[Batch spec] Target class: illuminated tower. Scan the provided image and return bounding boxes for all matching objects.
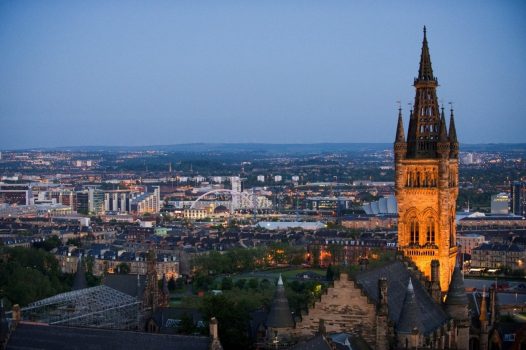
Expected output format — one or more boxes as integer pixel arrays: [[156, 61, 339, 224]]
[[394, 27, 459, 292]]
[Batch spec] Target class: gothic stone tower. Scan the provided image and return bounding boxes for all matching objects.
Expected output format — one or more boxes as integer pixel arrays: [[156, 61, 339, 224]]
[[395, 27, 459, 292]]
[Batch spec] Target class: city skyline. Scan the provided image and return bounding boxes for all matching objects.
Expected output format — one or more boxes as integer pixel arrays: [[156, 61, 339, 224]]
[[1, 1, 525, 149]]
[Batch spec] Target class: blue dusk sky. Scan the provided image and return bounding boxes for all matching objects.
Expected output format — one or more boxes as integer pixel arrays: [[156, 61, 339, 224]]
[[0, 1, 525, 149]]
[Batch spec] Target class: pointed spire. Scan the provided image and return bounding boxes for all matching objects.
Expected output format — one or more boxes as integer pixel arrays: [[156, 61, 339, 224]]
[[479, 288, 487, 322], [397, 278, 421, 334], [406, 108, 416, 158], [267, 274, 294, 329], [417, 26, 435, 82], [449, 107, 458, 143], [445, 266, 468, 306], [162, 274, 169, 295], [490, 287, 496, 325], [395, 107, 405, 143], [73, 254, 88, 291], [439, 108, 448, 142]]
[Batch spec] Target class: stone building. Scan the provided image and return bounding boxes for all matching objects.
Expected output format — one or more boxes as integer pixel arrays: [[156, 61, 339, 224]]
[[471, 243, 526, 271], [457, 233, 485, 256], [256, 255, 479, 349], [254, 27, 494, 350], [394, 26, 459, 292]]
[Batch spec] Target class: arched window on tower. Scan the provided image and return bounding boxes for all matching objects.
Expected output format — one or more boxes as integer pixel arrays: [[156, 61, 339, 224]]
[[426, 217, 435, 244], [410, 218, 420, 245]]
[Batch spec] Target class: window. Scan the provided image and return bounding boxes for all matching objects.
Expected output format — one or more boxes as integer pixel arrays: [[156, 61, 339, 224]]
[[410, 219, 420, 244], [426, 217, 435, 243]]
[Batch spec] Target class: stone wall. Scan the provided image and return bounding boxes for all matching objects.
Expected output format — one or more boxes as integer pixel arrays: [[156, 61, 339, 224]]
[[292, 273, 377, 346]]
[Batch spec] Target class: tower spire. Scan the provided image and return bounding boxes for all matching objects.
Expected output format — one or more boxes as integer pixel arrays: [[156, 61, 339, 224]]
[[449, 107, 458, 143], [395, 28, 459, 293], [395, 107, 405, 143], [479, 288, 487, 322], [417, 26, 435, 82], [439, 107, 448, 142], [406, 27, 442, 158], [449, 105, 459, 159]]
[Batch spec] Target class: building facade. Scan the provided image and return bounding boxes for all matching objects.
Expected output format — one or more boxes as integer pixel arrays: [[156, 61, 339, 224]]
[[457, 233, 485, 255], [471, 243, 525, 271], [491, 193, 509, 215], [131, 186, 161, 214], [511, 181, 526, 217], [394, 27, 459, 291]]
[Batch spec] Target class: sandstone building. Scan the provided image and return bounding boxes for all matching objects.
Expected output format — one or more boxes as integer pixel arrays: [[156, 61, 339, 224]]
[[255, 27, 494, 350]]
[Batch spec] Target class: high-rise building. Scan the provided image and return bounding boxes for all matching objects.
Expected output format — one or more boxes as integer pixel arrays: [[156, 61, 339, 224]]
[[104, 191, 134, 213], [76, 187, 104, 215], [490, 193, 509, 215], [511, 181, 525, 216], [0, 183, 34, 205], [130, 186, 161, 214], [394, 27, 459, 292], [50, 190, 77, 210], [230, 176, 242, 210]]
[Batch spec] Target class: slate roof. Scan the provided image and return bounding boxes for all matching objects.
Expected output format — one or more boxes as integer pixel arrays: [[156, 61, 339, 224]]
[[6, 323, 210, 350], [248, 309, 267, 341], [329, 333, 372, 350], [103, 274, 146, 299], [355, 260, 449, 335], [266, 275, 295, 328], [397, 279, 422, 334], [445, 267, 468, 306], [474, 243, 524, 252], [290, 333, 371, 350], [289, 334, 331, 350], [72, 257, 87, 291], [150, 307, 205, 334], [491, 322, 526, 350]]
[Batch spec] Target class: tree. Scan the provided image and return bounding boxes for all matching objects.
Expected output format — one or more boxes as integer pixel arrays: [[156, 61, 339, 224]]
[[178, 312, 196, 335], [221, 277, 233, 290], [168, 277, 177, 291], [0, 247, 69, 306], [174, 277, 185, 290], [200, 295, 251, 350], [33, 235, 62, 251], [116, 262, 130, 274], [234, 279, 246, 290], [311, 246, 320, 267], [247, 278, 258, 290], [193, 273, 214, 292], [326, 264, 335, 282], [259, 279, 271, 290], [85, 255, 95, 275], [66, 237, 82, 247]]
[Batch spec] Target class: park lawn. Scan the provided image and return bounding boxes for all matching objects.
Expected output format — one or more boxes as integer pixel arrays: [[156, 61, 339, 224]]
[[280, 268, 326, 279]]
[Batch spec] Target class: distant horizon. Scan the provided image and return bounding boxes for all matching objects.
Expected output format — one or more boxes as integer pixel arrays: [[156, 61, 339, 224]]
[[3, 141, 526, 152], [1, 2, 525, 148]]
